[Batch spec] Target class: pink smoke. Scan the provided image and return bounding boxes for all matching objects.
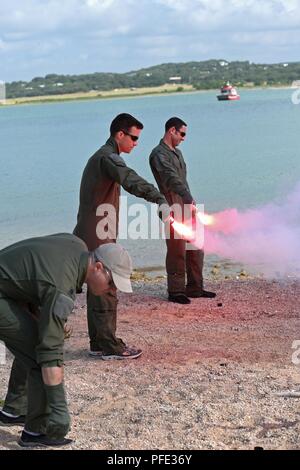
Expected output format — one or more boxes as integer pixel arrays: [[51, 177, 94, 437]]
[[203, 182, 300, 277]]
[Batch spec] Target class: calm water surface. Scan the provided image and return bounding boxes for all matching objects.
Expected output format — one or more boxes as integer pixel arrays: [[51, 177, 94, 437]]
[[0, 88, 299, 270]]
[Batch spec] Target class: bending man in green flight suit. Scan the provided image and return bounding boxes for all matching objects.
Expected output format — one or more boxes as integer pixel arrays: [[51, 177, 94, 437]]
[[0, 233, 133, 447]]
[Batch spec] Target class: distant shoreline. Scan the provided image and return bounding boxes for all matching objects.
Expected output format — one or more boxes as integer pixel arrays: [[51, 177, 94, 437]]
[[0, 83, 293, 108], [1, 84, 195, 107]]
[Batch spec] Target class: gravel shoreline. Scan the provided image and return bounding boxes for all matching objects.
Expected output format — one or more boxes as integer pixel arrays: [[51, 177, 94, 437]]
[[1, 277, 300, 450]]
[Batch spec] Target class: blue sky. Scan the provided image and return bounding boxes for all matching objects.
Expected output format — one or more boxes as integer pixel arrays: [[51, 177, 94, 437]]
[[1, 0, 300, 82]]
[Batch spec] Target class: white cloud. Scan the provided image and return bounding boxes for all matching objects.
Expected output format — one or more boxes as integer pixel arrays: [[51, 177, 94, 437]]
[[156, 0, 300, 29], [1, 0, 300, 81], [1, 1, 300, 36], [0, 0, 134, 33], [85, 0, 115, 8], [232, 30, 300, 46]]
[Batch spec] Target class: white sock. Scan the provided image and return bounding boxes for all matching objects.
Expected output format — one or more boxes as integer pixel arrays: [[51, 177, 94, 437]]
[[1, 410, 20, 418], [24, 429, 41, 436]]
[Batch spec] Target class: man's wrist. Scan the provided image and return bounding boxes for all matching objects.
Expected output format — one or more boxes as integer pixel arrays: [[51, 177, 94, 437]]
[[157, 196, 167, 206], [181, 191, 194, 204]]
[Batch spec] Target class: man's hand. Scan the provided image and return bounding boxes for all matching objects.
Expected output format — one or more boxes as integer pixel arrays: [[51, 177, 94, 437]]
[[183, 202, 197, 222], [191, 202, 198, 218], [157, 203, 172, 223], [181, 192, 194, 205]]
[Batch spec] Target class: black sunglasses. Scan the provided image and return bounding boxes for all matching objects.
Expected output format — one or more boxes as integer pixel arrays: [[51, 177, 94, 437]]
[[122, 130, 139, 142], [176, 130, 186, 137], [103, 266, 115, 289]]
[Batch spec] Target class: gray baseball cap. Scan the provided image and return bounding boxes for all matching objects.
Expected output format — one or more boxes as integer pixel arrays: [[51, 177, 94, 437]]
[[93, 243, 133, 293]]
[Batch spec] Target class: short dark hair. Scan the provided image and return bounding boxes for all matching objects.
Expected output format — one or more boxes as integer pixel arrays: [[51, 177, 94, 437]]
[[165, 117, 187, 132], [110, 113, 144, 136]]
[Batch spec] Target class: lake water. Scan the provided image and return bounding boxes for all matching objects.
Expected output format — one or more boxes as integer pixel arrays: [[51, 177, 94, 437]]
[[1, 88, 300, 273]]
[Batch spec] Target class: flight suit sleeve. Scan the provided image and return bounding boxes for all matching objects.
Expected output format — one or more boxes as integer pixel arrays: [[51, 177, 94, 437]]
[[35, 289, 74, 366], [151, 153, 194, 203], [101, 153, 167, 205]]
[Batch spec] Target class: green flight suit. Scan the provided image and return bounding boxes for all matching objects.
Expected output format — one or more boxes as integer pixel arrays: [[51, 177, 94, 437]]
[[0, 233, 89, 436], [74, 137, 167, 353], [149, 140, 204, 294]]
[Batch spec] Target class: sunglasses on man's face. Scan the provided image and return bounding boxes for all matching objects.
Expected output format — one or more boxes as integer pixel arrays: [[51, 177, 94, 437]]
[[103, 266, 115, 289], [177, 130, 186, 138], [122, 130, 139, 142]]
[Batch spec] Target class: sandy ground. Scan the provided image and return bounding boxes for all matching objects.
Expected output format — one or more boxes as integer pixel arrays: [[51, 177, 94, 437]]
[[1, 276, 300, 450]]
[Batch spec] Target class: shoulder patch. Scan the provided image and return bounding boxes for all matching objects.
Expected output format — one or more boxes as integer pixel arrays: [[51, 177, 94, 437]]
[[53, 293, 74, 320]]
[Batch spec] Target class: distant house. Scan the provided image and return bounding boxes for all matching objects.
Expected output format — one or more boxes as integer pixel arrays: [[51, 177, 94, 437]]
[[169, 76, 182, 83], [219, 61, 228, 67], [291, 80, 300, 88]]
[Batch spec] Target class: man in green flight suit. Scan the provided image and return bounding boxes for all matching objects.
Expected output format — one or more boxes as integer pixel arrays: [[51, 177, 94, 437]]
[[149, 117, 216, 304], [0, 233, 133, 447], [73, 113, 170, 359]]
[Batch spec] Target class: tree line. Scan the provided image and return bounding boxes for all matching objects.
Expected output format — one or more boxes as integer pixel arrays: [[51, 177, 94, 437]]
[[6, 59, 300, 98]]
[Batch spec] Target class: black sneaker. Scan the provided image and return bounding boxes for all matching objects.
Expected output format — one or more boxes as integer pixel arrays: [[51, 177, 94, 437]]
[[18, 430, 73, 448], [0, 411, 26, 426], [168, 293, 191, 304], [101, 346, 142, 361], [187, 290, 216, 299]]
